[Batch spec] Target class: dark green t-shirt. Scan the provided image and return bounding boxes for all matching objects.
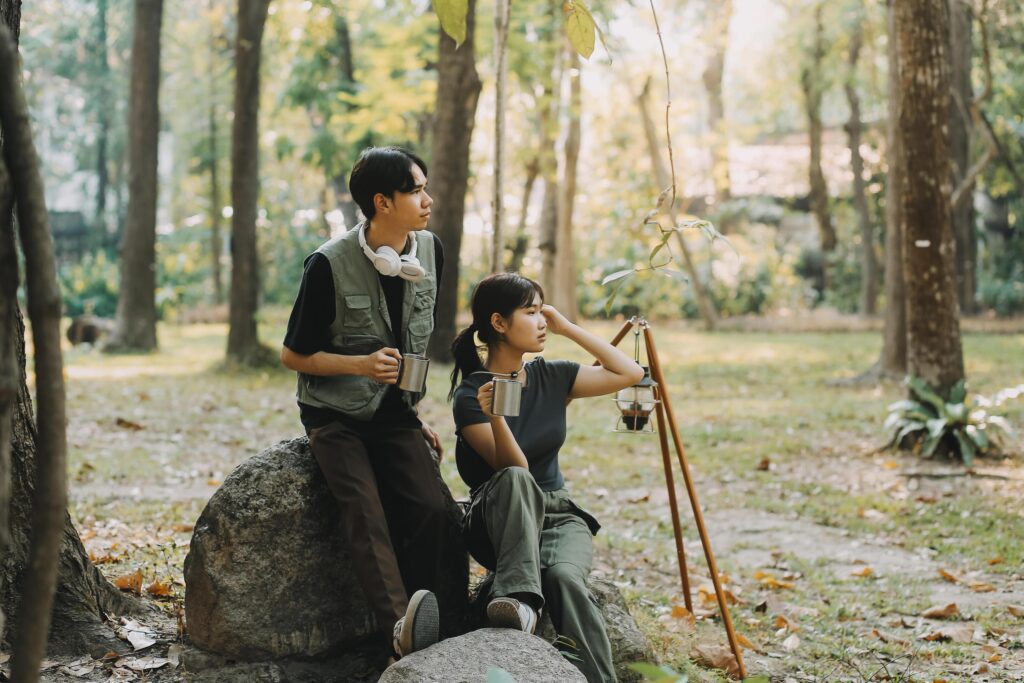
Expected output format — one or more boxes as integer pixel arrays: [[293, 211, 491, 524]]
[[453, 356, 581, 493]]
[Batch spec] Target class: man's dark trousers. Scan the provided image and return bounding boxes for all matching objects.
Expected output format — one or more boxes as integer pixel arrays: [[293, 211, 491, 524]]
[[309, 419, 449, 631]]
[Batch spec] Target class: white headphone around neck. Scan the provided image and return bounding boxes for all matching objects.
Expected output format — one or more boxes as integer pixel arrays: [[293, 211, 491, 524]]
[[357, 223, 426, 281]]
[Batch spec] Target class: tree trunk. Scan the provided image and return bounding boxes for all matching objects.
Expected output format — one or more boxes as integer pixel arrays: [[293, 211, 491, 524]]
[[330, 12, 360, 230], [1, 19, 138, 675], [949, 0, 976, 313], [490, 0, 511, 273], [896, 0, 964, 397], [106, 0, 162, 353], [93, 0, 111, 250], [226, 0, 272, 366], [506, 155, 539, 273], [879, 0, 906, 377], [638, 78, 718, 330], [800, 3, 836, 263], [208, 3, 224, 305], [702, 0, 733, 211], [844, 6, 879, 316], [538, 15, 562, 296], [425, 0, 481, 363], [550, 45, 580, 321]]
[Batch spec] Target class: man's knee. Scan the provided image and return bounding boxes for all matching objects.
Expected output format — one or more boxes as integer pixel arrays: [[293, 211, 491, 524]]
[[542, 561, 588, 594]]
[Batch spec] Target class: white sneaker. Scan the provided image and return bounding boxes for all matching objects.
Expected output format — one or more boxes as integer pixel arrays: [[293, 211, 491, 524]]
[[392, 589, 440, 658], [487, 596, 539, 634]]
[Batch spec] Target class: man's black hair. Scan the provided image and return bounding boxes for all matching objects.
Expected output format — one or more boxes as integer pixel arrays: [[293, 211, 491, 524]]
[[348, 146, 428, 220]]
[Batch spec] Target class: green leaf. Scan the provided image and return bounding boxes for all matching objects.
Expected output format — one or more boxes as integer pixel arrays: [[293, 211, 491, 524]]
[[602, 277, 628, 316], [907, 376, 946, 414], [649, 234, 672, 268], [921, 433, 942, 457], [433, 0, 468, 46], [564, 1, 596, 59], [627, 662, 687, 682], [949, 379, 967, 405], [656, 267, 688, 282], [601, 268, 635, 286], [486, 667, 517, 683], [945, 402, 967, 423], [966, 424, 989, 451], [926, 417, 948, 439], [954, 431, 976, 467]]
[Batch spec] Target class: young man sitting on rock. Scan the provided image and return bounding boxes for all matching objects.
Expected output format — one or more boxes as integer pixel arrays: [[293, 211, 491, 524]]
[[280, 146, 449, 661]]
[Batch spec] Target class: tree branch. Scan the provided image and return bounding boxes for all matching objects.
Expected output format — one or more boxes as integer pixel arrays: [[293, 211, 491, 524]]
[[951, 0, 996, 211]]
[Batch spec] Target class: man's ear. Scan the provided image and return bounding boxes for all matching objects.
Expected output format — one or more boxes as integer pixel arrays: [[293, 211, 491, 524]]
[[373, 192, 390, 213]]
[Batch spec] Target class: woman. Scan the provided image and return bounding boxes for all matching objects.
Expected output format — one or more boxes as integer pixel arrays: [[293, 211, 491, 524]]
[[450, 273, 643, 683]]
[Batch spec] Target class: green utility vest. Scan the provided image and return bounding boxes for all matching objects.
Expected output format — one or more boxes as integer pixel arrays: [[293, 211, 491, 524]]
[[295, 225, 437, 421]]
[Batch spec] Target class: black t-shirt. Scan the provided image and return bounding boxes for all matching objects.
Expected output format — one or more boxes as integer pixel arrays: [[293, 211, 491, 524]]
[[452, 356, 581, 493], [283, 232, 444, 431]]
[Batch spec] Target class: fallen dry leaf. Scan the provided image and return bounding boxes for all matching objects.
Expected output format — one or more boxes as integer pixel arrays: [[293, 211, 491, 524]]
[[987, 556, 1004, 566], [968, 581, 996, 593], [116, 656, 169, 672], [782, 633, 801, 651], [871, 628, 910, 646], [851, 566, 874, 578], [691, 643, 740, 678], [1008, 605, 1024, 618], [774, 614, 797, 631], [171, 524, 194, 533], [988, 654, 1001, 663], [114, 570, 143, 595], [921, 603, 959, 619], [146, 580, 173, 597], [735, 633, 758, 651], [921, 623, 975, 643], [753, 571, 794, 589], [114, 417, 145, 431], [115, 618, 157, 651], [882, 459, 898, 469], [938, 568, 959, 583], [756, 457, 771, 471]]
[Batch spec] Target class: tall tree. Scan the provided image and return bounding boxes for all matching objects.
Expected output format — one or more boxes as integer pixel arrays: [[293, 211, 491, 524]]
[[537, 7, 563, 298], [92, 0, 112, 249], [843, 1, 879, 315], [1, 17, 137, 680], [948, 0, 976, 313], [800, 3, 837, 270], [702, 0, 733, 211], [551, 43, 581, 320], [207, 0, 225, 304], [106, 0, 163, 352], [877, 0, 907, 377], [896, 0, 964, 396], [427, 0, 482, 362], [226, 0, 272, 365], [490, 0, 512, 273]]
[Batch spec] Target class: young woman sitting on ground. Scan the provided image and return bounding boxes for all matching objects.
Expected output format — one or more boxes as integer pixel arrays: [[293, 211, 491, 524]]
[[449, 273, 643, 683]]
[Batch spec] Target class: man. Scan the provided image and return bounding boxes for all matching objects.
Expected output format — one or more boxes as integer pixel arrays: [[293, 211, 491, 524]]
[[281, 146, 448, 660]]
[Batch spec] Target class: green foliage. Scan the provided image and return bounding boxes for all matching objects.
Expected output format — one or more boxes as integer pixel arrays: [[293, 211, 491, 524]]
[[884, 377, 1018, 466], [58, 250, 120, 318], [433, 0, 468, 46], [628, 662, 688, 682]]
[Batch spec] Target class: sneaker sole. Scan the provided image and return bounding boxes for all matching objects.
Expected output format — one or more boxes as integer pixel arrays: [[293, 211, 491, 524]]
[[487, 598, 535, 633], [401, 589, 440, 654]]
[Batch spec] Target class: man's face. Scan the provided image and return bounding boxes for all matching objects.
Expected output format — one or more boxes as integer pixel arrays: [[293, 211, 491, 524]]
[[381, 163, 432, 230]]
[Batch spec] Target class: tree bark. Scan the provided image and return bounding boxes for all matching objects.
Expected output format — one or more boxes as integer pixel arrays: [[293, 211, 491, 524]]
[[844, 7, 879, 316], [879, 0, 907, 377], [702, 0, 733, 211], [327, 12, 359, 230], [638, 78, 718, 330], [106, 0, 162, 352], [896, 0, 965, 397], [948, 0, 976, 313], [1, 21, 137, 677], [93, 0, 111, 250], [208, 1, 224, 305], [538, 14, 562, 297], [506, 155, 539, 273], [550, 45, 581, 321], [425, 0, 481, 362], [226, 0, 272, 365], [490, 0, 511, 273], [800, 3, 837, 263]]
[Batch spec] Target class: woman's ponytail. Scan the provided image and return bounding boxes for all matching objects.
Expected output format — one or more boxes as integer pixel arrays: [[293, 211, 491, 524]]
[[448, 323, 484, 400]]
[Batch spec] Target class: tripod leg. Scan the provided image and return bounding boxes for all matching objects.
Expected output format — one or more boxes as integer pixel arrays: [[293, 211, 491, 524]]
[[654, 389, 692, 611], [643, 327, 746, 679]]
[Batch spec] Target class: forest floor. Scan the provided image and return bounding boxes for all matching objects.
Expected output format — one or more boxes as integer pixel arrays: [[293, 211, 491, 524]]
[[6, 311, 1024, 682]]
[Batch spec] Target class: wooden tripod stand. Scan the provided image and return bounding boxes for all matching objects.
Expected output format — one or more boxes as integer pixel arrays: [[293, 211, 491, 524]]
[[608, 317, 746, 678]]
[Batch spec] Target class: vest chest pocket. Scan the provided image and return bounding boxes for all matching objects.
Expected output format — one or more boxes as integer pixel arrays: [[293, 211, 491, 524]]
[[342, 294, 374, 331], [407, 291, 435, 342]]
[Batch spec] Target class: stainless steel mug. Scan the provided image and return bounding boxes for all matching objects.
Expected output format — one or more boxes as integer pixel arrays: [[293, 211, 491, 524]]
[[397, 353, 429, 392], [491, 377, 522, 417]]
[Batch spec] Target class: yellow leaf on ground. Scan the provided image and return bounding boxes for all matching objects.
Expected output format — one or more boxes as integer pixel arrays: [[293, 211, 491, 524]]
[[938, 568, 959, 583], [114, 570, 143, 596], [987, 556, 1004, 565], [968, 581, 996, 593], [882, 460, 898, 469], [171, 524, 194, 533], [735, 633, 758, 651], [921, 623, 975, 643], [921, 603, 960, 619], [1007, 605, 1024, 617], [851, 566, 874, 578], [691, 643, 740, 678]]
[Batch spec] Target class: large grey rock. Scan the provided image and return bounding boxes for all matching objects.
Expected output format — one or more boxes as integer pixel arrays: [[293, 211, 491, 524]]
[[184, 437, 469, 660], [378, 628, 586, 683], [472, 575, 656, 682]]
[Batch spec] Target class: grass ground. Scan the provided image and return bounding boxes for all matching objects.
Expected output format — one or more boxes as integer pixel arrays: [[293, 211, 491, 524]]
[[38, 312, 1024, 681]]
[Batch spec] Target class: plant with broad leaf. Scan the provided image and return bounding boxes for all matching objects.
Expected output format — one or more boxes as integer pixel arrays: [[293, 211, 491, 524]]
[[883, 377, 1019, 466]]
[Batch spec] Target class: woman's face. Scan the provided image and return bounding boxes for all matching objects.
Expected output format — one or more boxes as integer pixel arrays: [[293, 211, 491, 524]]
[[493, 292, 547, 353]]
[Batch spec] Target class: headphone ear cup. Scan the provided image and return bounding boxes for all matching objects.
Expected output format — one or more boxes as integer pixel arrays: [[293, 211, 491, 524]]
[[399, 255, 426, 281], [373, 246, 402, 276]]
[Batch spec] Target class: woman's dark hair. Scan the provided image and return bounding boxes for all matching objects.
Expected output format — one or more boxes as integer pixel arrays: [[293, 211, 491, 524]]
[[348, 146, 428, 220], [448, 273, 545, 400]]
